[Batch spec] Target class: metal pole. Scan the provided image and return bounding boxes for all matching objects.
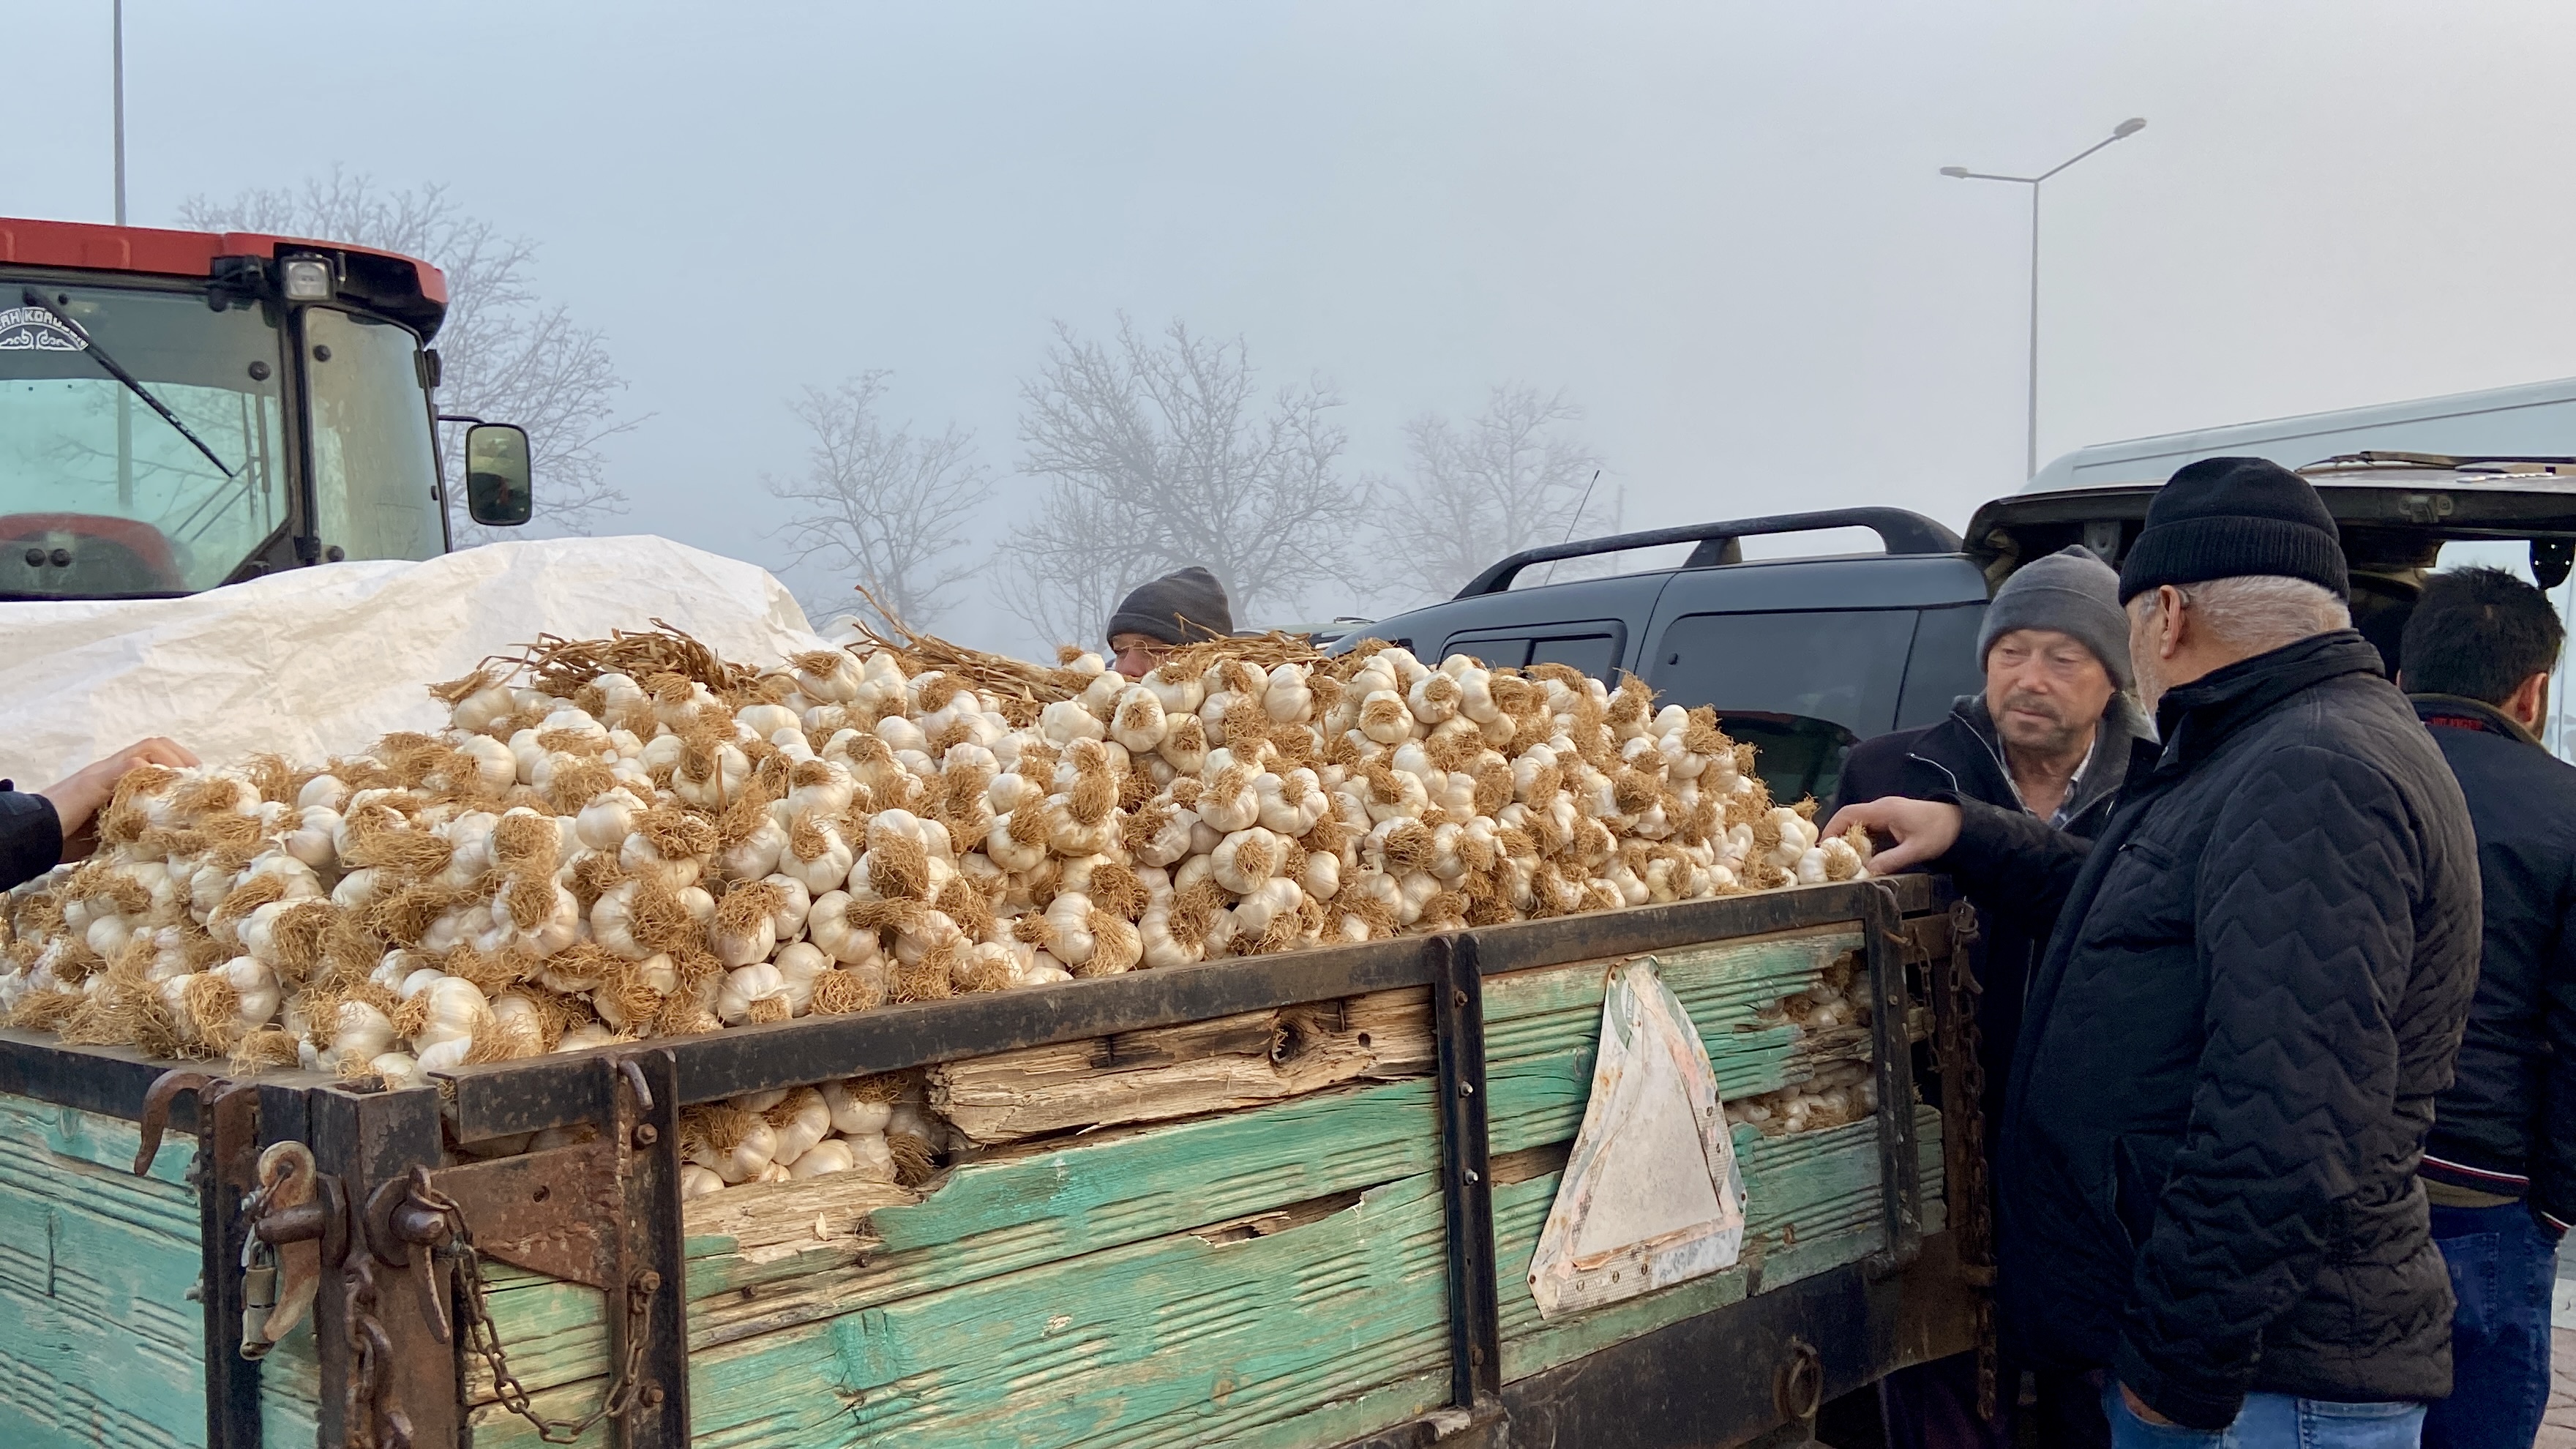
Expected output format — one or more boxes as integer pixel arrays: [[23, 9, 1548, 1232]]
[[1940, 120, 2144, 484], [2026, 181, 2041, 479], [113, 0, 126, 225]]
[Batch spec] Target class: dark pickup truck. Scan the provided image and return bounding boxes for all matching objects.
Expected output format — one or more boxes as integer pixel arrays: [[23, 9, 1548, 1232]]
[[1340, 454, 2576, 801]]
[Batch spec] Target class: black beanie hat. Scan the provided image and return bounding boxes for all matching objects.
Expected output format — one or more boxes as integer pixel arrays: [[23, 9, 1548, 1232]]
[[1106, 566, 1234, 646], [2116, 457, 2348, 604]]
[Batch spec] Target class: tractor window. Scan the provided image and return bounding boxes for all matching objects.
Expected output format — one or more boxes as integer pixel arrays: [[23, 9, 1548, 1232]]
[[0, 283, 287, 596], [304, 307, 444, 566]]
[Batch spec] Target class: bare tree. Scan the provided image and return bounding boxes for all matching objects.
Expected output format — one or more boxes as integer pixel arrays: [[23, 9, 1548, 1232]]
[[176, 169, 636, 542], [1381, 384, 1614, 603], [1002, 317, 1374, 643], [767, 375, 993, 631]]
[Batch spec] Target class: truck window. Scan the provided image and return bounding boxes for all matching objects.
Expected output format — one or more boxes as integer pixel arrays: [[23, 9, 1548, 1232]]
[[304, 307, 444, 565], [1648, 610, 1917, 738], [1894, 602, 1987, 728]]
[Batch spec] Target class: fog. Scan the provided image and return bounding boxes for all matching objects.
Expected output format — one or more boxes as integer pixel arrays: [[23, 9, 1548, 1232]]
[[21, 2, 2576, 651]]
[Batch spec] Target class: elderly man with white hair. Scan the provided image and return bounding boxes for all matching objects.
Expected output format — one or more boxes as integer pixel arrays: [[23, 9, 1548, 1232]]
[[1832, 458, 2480, 1449]]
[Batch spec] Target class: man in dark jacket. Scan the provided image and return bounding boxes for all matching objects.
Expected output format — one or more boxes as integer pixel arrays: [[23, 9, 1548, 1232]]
[[0, 737, 198, 890], [1832, 543, 2149, 1448], [2396, 566, 2573, 1449], [1831, 458, 2480, 1448]]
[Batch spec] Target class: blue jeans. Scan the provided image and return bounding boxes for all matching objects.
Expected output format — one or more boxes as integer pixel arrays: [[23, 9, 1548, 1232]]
[[2104, 1382, 2424, 1448], [2425, 1200, 2563, 1449]]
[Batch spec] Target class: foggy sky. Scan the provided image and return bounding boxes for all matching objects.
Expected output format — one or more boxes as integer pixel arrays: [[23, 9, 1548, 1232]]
[[20, 2, 2576, 652]]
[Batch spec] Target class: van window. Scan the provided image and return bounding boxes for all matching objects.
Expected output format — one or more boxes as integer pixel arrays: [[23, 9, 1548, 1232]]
[[1439, 629, 1624, 676], [1529, 632, 1620, 678], [1894, 603, 1987, 728], [1648, 610, 1918, 736], [1442, 634, 1531, 667]]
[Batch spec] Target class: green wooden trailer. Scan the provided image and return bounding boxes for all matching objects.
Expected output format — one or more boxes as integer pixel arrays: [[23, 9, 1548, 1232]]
[[0, 875, 1986, 1449]]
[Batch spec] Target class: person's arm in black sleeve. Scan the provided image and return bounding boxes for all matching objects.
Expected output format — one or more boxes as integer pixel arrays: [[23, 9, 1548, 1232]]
[[1935, 793, 2094, 937], [2113, 749, 2421, 1430], [0, 788, 61, 891], [2534, 872, 2576, 1236], [3, 739, 201, 891]]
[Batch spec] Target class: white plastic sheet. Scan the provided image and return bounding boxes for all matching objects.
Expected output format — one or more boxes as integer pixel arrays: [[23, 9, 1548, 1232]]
[[1527, 956, 1748, 1319], [0, 536, 825, 786]]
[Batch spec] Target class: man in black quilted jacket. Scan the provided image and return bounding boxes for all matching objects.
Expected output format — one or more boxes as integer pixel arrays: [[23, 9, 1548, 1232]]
[[1830, 458, 2480, 1448], [2397, 566, 2574, 1449]]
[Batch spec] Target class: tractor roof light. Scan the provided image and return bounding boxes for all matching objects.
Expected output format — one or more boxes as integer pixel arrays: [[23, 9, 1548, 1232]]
[[279, 255, 334, 302]]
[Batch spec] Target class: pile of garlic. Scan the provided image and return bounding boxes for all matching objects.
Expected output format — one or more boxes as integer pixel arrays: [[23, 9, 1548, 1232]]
[[1723, 963, 1879, 1137], [670, 1073, 948, 1197], [0, 633, 1869, 1107]]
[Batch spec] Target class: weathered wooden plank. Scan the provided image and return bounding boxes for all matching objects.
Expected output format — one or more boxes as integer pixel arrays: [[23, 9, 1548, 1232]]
[[931, 986, 1433, 1144], [0, 1093, 207, 1449], [260, 1322, 322, 1449], [471, 1074, 1445, 1401], [1486, 1031, 1870, 1158], [1494, 1108, 1947, 1383], [1481, 926, 1860, 1041], [472, 1173, 1453, 1449]]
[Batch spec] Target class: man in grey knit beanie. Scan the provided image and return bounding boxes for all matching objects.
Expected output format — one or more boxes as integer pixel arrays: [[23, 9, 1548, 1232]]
[[1828, 543, 2143, 1449]]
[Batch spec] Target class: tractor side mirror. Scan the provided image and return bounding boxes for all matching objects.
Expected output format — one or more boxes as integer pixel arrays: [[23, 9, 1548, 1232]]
[[463, 424, 533, 528], [2532, 538, 2572, 591]]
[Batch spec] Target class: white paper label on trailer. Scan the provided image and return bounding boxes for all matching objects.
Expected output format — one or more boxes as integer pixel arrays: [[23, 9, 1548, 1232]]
[[1527, 956, 1747, 1320]]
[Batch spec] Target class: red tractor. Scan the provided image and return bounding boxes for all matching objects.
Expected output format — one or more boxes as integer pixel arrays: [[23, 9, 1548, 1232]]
[[0, 217, 528, 599]]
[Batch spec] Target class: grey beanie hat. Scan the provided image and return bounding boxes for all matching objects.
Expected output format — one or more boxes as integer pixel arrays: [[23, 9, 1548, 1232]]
[[1106, 566, 1234, 646], [1977, 544, 2133, 687]]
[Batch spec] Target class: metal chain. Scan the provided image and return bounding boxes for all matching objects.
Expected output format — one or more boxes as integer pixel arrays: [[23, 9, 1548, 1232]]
[[411, 1175, 654, 1444], [345, 1257, 415, 1449], [1943, 899, 2001, 1423]]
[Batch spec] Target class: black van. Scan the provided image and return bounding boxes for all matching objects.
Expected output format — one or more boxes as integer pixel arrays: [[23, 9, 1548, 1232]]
[[1338, 455, 2576, 802]]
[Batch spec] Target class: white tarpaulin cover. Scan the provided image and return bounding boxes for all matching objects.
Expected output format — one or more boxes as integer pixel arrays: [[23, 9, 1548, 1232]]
[[1527, 956, 1748, 1319], [0, 536, 825, 786]]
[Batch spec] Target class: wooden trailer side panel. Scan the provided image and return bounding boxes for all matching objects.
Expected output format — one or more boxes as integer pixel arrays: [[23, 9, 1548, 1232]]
[[470, 1075, 1457, 1448], [0, 1094, 204, 1449], [0, 1091, 328, 1449], [1471, 926, 1947, 1383]]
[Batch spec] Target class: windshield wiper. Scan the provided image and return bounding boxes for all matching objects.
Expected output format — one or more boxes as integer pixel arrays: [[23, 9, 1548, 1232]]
[[18, 288, 234, 479]]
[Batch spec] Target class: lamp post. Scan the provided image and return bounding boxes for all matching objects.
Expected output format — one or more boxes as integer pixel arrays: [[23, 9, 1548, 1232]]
[[112, 0, 126, 225], [1942, 117, 2146, 478]]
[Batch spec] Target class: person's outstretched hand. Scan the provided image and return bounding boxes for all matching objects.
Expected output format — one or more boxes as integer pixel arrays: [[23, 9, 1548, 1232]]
[[40, 738, 198, 861], [1822, 796, 1962, 874]]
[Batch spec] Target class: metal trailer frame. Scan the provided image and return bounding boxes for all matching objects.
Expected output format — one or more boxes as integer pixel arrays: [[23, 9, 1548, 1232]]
[[0, 875, 1982, 1449]]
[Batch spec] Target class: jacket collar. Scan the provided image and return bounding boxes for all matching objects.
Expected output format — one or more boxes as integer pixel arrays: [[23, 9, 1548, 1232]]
[[1943, 689, 2153, 821], [2137, 629, 2386, 784], [2411, 692, 2542, 747]]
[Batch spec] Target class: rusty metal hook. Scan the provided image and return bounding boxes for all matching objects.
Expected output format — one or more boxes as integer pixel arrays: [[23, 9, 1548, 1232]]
[[616, 1056, 653, 1115], [132, 1068, 224, 1175]]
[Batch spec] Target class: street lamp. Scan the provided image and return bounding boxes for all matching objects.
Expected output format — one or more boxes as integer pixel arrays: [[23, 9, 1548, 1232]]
[[112, 0, 126, 225], [1942, 117, 2147, 478]]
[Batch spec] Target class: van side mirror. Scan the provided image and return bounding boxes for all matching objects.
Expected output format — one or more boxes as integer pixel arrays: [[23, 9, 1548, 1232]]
[[463, 424, 533, 528]]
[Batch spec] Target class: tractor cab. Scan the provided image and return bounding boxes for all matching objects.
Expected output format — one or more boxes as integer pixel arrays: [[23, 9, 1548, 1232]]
[[0, 217, 530, 600]]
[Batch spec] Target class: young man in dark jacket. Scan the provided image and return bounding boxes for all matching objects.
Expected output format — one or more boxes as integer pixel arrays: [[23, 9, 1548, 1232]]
[[1832, 459, 2480, 1448], [2397, 566, 2574, 1449], [0, 737, 197, 890], [1831, 543, 2149, 1449]]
